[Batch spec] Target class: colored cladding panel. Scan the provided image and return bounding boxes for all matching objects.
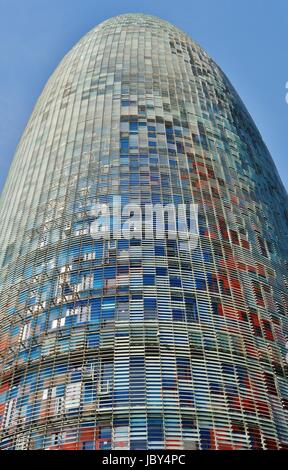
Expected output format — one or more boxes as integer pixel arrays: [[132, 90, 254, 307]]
[[0, 14, 288, 450]]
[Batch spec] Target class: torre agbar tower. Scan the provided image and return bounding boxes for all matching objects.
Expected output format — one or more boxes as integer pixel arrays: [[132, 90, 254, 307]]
[[0, 14, 288, 451]]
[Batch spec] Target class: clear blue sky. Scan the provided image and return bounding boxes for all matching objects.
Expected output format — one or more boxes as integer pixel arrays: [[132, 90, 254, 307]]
[[0, 0, 287, 192]]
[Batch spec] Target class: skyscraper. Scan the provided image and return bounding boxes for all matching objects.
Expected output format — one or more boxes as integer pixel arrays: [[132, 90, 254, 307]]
[[0, 13, 288, 450]]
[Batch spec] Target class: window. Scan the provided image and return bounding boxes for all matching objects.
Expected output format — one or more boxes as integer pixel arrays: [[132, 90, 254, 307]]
[[77, 305, 91, 323], [84, 252, 95, 261], [51, 317, 65, 329], [80, 273, 94, 290], [3, 398, 17, 428], [65, 382, 82, 409], [66, 305, 91, 323], [21, 322, 31, 341]]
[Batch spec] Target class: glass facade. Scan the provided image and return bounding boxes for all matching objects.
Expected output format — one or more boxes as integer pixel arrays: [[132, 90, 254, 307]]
[[0, 14, 288, 450]]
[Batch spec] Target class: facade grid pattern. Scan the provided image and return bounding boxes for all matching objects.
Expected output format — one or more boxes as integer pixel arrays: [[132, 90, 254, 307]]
[[0, 14, 288, 450]]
